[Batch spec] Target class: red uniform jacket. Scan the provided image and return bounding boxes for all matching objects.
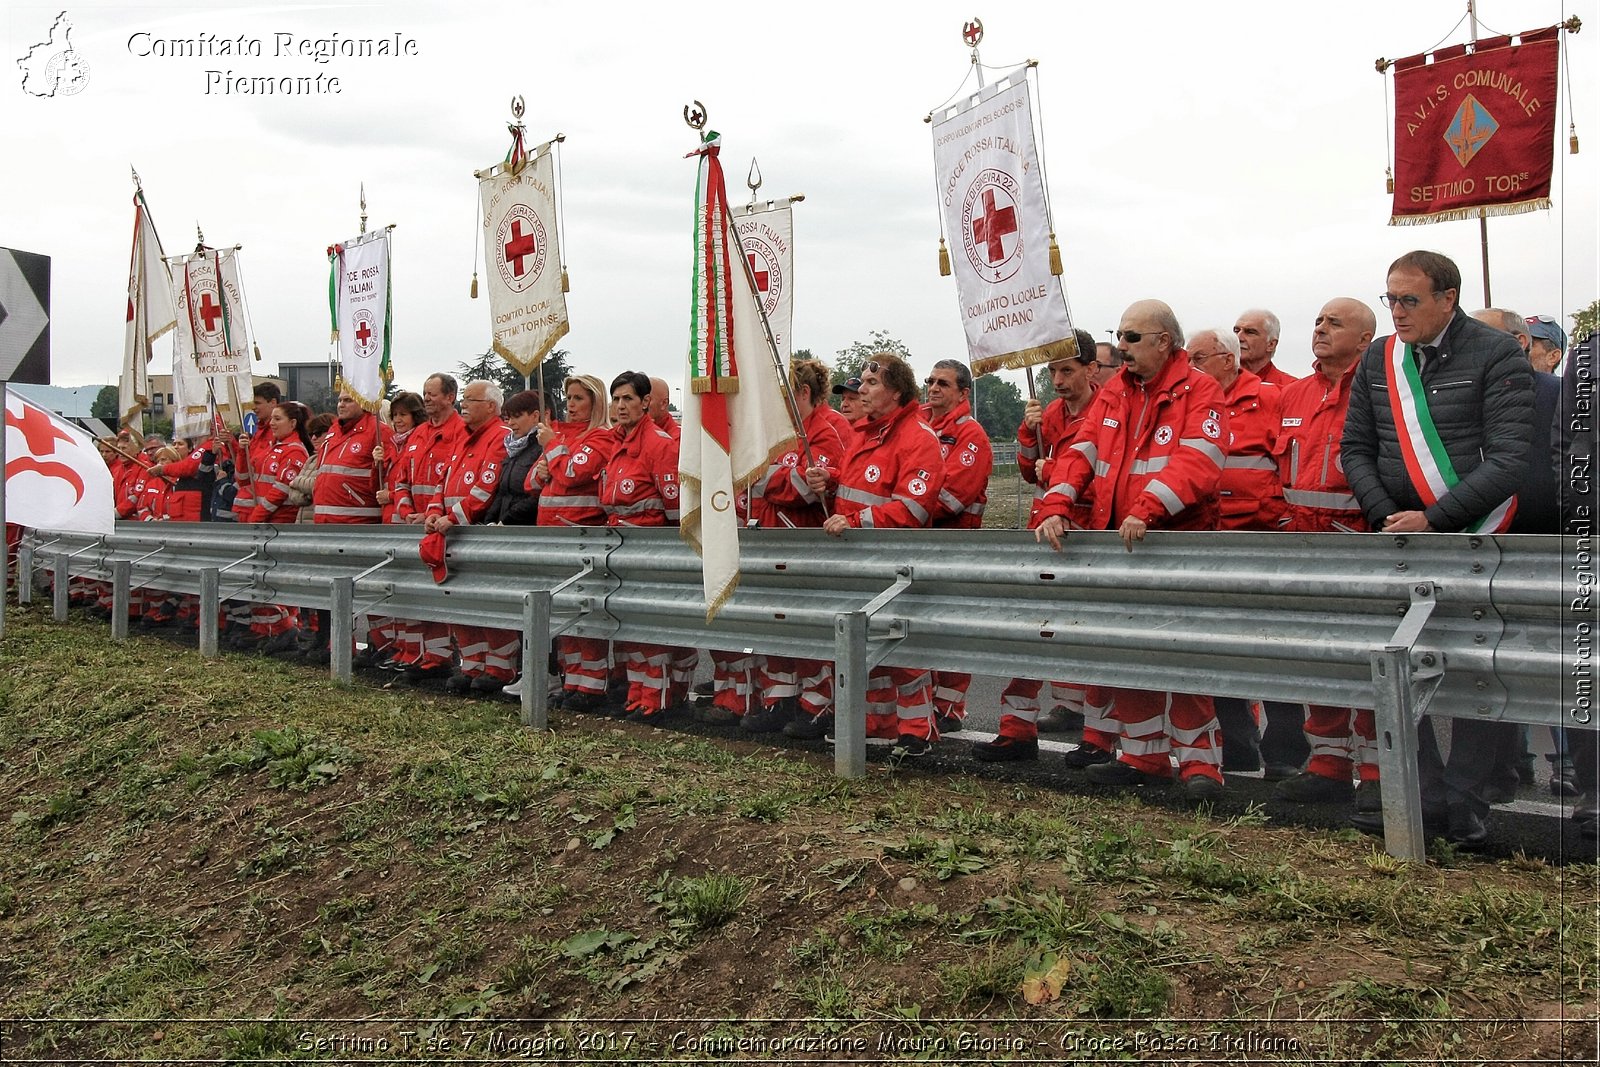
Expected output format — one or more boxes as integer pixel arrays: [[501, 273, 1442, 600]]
[[1276, 359, 1370, 533], [1019, 398, 1097, 530], [161, 443, 215, 521], [601, 422, 679, 527], [381, 427, 414, 524], [248, 438, 310, 523], [749, 402, 854, 529], [135, 470, 168, 521], [923, 399, 992, 529], [114, 457, 146, 519], [232, 424, 276, 520], [394, 410, 467, 519], [428, 418, 508, 527], [1038, 353, 1226, 531], [1254, 360, 1299, 389], [832, 402, 945, 530], [1216, 370, 1287, 531], [535, 421, 617, 527], [314, 410, 393, 523]]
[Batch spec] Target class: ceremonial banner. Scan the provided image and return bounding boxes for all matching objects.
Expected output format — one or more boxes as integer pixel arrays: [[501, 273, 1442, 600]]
[[730, 200, 794, 365], [1390, 27, 1560, 225], [120, 188, 176, 428], [5, 390, 115, 534], [478, 144, 568, 376], [169, 248, 254, 440], [679, 132, 798, 620], [931, 66, 1077, 374], [328, 230, 391, 408]]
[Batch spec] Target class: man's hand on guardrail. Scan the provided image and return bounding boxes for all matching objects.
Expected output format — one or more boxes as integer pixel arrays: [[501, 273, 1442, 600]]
[[1118, 516, 1148, 551], [822, 515, 850, 537], [1381, 510, 1433, 534], [1034, 515, 1065, 551]]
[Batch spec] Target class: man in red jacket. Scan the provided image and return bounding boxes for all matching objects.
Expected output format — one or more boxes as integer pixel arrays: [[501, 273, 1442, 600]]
[[314, 391, 393, 524], [393, 373, 468, 680], [1273, 297, 1380, 808], [1034, 300, 1228, 801], [1233, 308, 1299, 389], [426, 380, 514, 694]]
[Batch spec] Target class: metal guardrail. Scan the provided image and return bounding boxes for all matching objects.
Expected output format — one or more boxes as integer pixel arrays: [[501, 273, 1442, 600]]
[[14, 522, 1581, 862]]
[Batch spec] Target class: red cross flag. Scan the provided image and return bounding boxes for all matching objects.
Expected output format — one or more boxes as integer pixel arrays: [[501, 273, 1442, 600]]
[[169, 247, 255, 440], [5, 390, 115, 534], [731, 199, 795, 365], [476, 141, 569, 377], [930, 65, 1078, 374]]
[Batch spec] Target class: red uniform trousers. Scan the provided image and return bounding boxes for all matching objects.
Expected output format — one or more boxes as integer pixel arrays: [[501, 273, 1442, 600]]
[[707, 651, 756, 716], [757, 656, 833, 718], [865, 667, 935, 741], [1305, 706, 1378, 783], [996, 678, 1117, 750], [1088, 685, 1223, 783], [932, 672, 972, 722], [451, 624, 519, 682]]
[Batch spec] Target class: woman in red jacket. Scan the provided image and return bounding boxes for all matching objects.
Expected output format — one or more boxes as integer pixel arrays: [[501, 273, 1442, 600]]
[[526, 374, 615, 709], [599, 371, 681, 724], [358, 391, 425, 669], [239, 401, 312, 650]]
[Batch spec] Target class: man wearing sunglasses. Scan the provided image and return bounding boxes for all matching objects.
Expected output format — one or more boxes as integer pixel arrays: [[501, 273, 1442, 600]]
[[1342, 250, 1533, 848], [1033, 300, 1229, 801]]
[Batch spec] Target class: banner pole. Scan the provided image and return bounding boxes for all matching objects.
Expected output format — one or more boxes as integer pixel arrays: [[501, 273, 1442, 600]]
[[1468, 0, 1492, 304]]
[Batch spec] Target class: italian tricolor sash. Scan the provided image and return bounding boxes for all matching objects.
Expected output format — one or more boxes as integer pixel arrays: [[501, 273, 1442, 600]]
[[1383, 335, 1516, 533]]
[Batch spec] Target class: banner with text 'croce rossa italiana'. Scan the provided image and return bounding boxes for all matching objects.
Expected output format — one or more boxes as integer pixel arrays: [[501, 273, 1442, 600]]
[[1390, 27, 1560, 225], [328, 230, 391, 408], [478, 144, 569, 376], [169, 248, 254, 440], [730, 200, 793, 365], [931, 66, 1076, 375]]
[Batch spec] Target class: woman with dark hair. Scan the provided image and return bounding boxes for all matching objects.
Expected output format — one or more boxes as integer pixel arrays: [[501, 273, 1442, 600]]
[[601, 370, 684, 725], [520, 374, 616, 707], [805, 352, 946, 758], [483, 390, 545, 526], [240, 401, 312, 651]]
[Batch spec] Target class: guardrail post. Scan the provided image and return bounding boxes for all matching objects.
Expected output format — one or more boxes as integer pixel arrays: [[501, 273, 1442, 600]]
[[331, 577, 354, 684], [1371, 646, 1428, 862], [522, 591, 551, 731], [52, 554, 69, 622], [198, 567, 220, 659], [834, 610, 868, 778], [17, 542, 33, 604], [110, 561, 132, 641]]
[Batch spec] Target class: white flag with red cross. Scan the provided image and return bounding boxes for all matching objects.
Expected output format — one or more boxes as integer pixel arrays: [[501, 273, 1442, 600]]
[[930, 65, 1078, 374], [169, 248, 254, 439], [5, 390, 115, 534], [329, 230, 392, 409], [120, 187, 176, 429], [730, 200, 794, 366], [477, 142, 569, 377]]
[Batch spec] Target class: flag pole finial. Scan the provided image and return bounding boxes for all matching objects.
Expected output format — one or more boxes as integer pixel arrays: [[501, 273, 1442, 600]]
[[746, 157, 762, 207], [194, 222, 206, 252], [684, 100, 708, 131], [359, 182, 368, 234]]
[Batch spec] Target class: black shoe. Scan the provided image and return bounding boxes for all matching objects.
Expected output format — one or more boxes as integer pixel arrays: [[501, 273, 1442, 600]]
[[444, 672, 472, 694], [471, 674, 506, 694], [563, 690, 605, 714], [889, 734, 932, 761], [1482, 781, 1517, 806], [626, 704, 668, 726], [259, 629, 305, 656], [783, 712, 833, 740], [1551, 758, 1579, 798], [1183, 774, 1225, 802], [742, 699, 795, 734], [1349, 806, 1448, 840], [1037, 705, 1084, 733], [1354, 779, 1383, 814], [1447, 807, 1489, 850], [1274, 771, 1355, 804], [300, 647, 330, 666], [1261, 762, 1301, 782], [1063, 743, 1114, 769], [351, 647, 385, 669], [403, 663, 454, 684], [972, 736, 1038, 763], [696, 704, 740, 724], [692, 681, 716, 702], [1084, 759, 1166, 789], [935, 713, 964, 736]]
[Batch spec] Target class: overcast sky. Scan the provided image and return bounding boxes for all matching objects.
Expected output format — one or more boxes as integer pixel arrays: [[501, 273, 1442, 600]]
[[5, 0, 1596, 400]]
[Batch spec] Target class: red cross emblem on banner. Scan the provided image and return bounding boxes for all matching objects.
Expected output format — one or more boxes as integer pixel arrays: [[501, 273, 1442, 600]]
[[504, 219, 537, 277], [197, 290, 224, 332], [971, 188, 1018, 263], [747, 252, 769, 293], [356, 320, 373, 346]]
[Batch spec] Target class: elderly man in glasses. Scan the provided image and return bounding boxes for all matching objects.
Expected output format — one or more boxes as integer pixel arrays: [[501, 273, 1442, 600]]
[[1342, 249, 1533, 849], [1033, 300, 1229, 801]]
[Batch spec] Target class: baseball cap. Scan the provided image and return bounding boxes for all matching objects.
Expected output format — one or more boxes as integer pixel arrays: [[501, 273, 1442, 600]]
[[832, 376, 862, 396], [1525, 315, 1567, 352]]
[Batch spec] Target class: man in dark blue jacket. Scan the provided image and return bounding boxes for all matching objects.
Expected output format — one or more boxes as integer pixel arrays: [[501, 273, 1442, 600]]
[[1342, 250, 1533, 848]]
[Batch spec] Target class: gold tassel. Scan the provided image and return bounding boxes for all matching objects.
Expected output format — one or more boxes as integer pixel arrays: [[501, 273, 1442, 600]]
[[1571, 124, 1580, 154], [1386, 167, 1395, 194], [938, 238, 951, 277], [562, 267, 570, 293], [1048, 232, 1063, 276], [330, 329, 339, 343], [253, 343, 261, 362], [470, 273, 479, 299]]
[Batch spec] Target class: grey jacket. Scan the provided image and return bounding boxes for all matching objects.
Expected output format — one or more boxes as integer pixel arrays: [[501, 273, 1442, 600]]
[[1342, 308, 1532, 532]]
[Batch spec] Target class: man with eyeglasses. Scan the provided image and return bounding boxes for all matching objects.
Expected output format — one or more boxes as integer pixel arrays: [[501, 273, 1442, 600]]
[[974, 329, 1117, 763], [1343, 250, 1533, 848], [1091, 341, 1121, 389], [1033, 300, 1229, 801], [1234, 309, 1299, 388], [918, 358, 994, 733]]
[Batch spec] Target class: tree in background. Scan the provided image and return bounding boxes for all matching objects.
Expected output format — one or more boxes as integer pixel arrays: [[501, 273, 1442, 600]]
[[971, 374, 1025, 441], [1573, 298, 1599, 341], [91, 385, 119, 423], [456, 348, 574, 415], [830, 330, 913, 394]]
